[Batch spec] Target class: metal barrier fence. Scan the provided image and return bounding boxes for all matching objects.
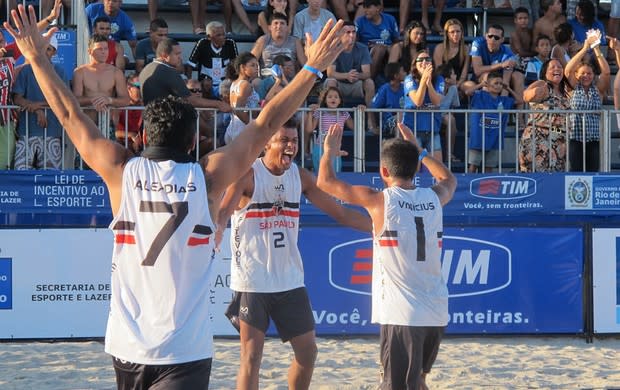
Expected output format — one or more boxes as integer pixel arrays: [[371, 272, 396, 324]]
[[1, 104, 618, 173]]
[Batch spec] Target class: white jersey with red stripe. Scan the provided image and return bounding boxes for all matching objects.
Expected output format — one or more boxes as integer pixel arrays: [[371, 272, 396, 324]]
[[105, 157, 216, 365], [372, 185, 448, 326], [230, 158, 303, 293]]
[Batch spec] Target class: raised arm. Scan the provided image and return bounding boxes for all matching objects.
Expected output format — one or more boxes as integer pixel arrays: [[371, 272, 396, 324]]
[[316, 124, 383, 210], [397, 123, 456, 206], [203, 19, 346, 204], [5, 6, 131, 213], [300, 167, 372, 233]]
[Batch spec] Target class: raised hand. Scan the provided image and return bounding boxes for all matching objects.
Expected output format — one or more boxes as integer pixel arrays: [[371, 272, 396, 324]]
[[4, 5, 56, 60], [323, 123, 348, 158], [396, 122, 419, 147], [304, 19, 346, 71]]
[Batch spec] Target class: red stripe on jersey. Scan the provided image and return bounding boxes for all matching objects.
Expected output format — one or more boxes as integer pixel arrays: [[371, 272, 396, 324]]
[[353, 261, 372, 271], [351, 275, 372, 284], [245, 210, 300, 218], [379, 239, 398, 247], [187, 236, 211, 246], [354, 249, 373, 259], [438, 240, 442, 248], [115, 234, 136, 244]]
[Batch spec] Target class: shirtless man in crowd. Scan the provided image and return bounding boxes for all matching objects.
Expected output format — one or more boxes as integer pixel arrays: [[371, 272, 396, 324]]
[[72, 34, 129, 127]]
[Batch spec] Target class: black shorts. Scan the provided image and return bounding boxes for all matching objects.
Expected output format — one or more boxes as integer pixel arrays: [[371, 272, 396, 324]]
[[379, 324, 444, 390], [234, 287, 315, 342], [112, 356, 212, 390]]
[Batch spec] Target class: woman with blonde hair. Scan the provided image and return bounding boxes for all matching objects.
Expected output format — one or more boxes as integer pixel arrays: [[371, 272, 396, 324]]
[[432, 18, 470, 89]]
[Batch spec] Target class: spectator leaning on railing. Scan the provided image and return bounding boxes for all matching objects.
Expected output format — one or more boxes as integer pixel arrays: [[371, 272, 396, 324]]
[[12, 33, 68, 170], [92, 16, 126, 71], [72, 34, 130, 128]]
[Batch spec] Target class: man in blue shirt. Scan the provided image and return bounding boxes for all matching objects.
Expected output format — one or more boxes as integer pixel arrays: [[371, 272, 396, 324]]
[[355, 0, 399, 79], [370, 62, 404, 136], [12, 34, 69, 169], [86, 0, 137, 59], [467, 24, 524, 110]]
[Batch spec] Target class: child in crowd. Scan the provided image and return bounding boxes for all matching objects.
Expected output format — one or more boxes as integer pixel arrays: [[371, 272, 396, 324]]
[[355, 0, 400, 79], [305, 86, 356, 172], [510, 7, 537, 58], [463, 71, 523, 173], [525, 34, 551, 85], [370, 62, 405, 137], [436, 63, 461, 163]]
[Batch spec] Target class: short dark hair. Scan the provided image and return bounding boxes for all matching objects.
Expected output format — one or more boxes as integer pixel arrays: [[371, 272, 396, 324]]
[[535, 34, 551, 46], [487, 24, 504, 36], [273, 54, 293, 66], [143, 96, 197, 152], [554, 22, 573, 45], [363, 0, 381, 7], [156, 37, 179, 57], [381, 138, 419, 180], [93, 16, 111, 28], [89, 34, 108, 48], [514, 7, 529, 16], [269, 12, 288, 25], [343, 20, 356, 28], [384, 62, 402, 81], [150, 17, 168, 32], [541, 0, 554, 12], [282, 117, 298, 130], [487, 70, 504, 81]]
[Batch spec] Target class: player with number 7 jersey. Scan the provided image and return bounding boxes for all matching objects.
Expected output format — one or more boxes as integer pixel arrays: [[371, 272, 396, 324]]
[[107, 157, 216, 364]]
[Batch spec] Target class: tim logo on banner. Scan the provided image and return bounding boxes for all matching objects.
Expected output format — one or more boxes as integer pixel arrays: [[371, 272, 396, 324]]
[[470, 176, 536, 200], [0, 258, 12, 310], [328, 236, 511, 297]]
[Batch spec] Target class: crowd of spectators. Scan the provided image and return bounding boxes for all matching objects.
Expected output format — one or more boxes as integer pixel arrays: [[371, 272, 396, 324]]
[[0, 0, 618, 173]]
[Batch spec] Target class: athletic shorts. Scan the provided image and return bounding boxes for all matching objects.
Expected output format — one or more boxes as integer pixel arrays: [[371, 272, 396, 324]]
[[14, 136, 62, 170], [0, 122, 16, 170], [112, 356, 212, 390], [468, 148, 499, 168], [237, 287, 315, 342], [379, 324, 444, 390]]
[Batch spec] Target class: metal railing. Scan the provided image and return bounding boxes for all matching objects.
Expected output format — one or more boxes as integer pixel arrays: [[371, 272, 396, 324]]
[[1, 104, 618, 173]]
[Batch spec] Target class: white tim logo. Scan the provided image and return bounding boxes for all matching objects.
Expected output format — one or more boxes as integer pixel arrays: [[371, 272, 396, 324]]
[[441, 236, 512, 298]]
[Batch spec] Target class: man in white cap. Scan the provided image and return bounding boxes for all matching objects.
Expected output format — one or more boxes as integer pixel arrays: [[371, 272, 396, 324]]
[[12, 32, 69, 169]]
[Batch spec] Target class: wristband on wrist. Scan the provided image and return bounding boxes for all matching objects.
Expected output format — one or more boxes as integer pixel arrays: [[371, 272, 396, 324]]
[[418, 148, 428, 162], [46, 17, 54, 23], [302, 64, 323, 79]]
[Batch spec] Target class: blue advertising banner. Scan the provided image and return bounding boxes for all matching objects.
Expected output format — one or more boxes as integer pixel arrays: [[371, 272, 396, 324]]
[[0, 258, 12, 310], [3, 29, 76, 81], [301, 173, 620, 219], [0, 170, 109, 214], [300, 226, 584, 334]]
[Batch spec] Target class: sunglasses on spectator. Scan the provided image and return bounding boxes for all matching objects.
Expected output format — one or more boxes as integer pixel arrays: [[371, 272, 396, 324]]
[[487, 34, 502, 41], [189, 88, 203, 93], [416, 57, 432, 63], [130, 82, 140, 87]]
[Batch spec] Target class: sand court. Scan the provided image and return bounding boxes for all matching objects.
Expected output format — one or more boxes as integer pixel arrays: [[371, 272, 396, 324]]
[[1, 335, 619, 389]]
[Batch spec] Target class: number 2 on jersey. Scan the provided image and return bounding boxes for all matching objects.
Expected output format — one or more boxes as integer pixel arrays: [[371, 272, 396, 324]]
[[273, 231, 285, 248]]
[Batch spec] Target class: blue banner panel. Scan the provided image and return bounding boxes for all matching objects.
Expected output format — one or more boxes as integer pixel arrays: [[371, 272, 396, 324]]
[[0, 258, 12, 310], [300, 227, 584, 334], [0, 170, 109, 215], [301, 173, 620, 219]]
